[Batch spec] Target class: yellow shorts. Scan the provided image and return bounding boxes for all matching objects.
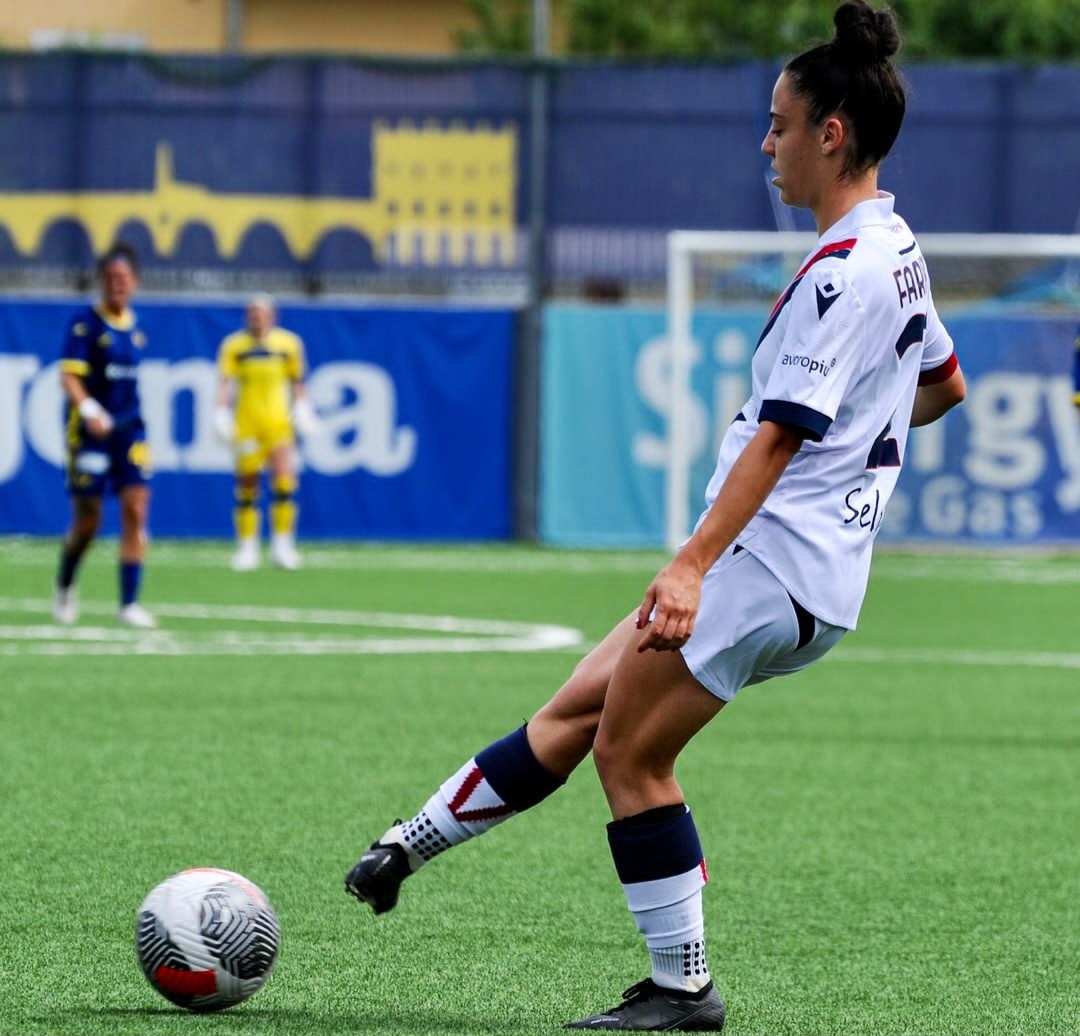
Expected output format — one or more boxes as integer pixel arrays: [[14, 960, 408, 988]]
[[234, 415, 294, 476]]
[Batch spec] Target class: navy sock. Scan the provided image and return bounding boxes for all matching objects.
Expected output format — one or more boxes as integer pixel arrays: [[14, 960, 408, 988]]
[[607, 804, 704, 884], [120, 562, 142, 606], [474, 723, 566, 810]]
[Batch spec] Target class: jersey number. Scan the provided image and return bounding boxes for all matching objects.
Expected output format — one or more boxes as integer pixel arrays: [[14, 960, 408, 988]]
[[866, 421, 901, 469]]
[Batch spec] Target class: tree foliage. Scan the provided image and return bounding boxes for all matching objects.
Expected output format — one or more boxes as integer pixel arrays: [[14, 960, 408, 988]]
[[452, 0, 1080, 60]]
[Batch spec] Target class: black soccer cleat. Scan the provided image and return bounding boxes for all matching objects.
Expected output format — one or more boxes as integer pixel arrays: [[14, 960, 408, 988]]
[[564, 979, 726, 1032], [344, 839, 413, 915]]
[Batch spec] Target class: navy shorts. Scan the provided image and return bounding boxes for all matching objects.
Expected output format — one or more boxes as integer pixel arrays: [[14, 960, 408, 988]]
[[66, 421, 152, 497]]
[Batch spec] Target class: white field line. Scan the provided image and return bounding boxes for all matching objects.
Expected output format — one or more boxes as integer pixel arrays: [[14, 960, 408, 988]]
[[0, 598, 584, 657], [1, 597, 1078, 669], [0, 596, 577, 637], [870, 556, 1080, 585], [831, 646, 1080, 670]]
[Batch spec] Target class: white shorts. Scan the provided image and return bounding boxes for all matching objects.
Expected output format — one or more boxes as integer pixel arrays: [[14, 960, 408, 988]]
[[680, 544, 847, 702]]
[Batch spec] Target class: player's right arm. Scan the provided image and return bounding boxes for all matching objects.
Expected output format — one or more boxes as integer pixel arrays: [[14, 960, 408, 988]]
[[59, 315, 113, 438], [636, 419, 804, 653], [214, 335, 239, 442]]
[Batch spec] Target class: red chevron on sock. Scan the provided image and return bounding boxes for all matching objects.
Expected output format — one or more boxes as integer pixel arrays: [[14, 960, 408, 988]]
[[448, 765, 515, 823]]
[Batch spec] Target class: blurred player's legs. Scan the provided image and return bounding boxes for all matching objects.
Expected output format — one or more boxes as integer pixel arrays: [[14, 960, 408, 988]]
[[116, 483, 156, 628], [55, 440, 154, 628], [231, 475, 261, 571], [268, 445, 300, 570], [53, 495, 101, 624]]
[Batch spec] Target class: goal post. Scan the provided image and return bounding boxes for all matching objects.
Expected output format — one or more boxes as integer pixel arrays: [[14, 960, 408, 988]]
[[664, 229, 1080, 552]]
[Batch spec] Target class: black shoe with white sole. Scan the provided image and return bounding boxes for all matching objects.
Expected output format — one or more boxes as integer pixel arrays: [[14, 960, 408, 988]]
[[564, 979, 726, 1032]]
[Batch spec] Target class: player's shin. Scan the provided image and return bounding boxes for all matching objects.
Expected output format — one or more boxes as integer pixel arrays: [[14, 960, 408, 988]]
[[234, 483, 259, 542], [270, 474, 297, 538], [57, 540, 85, 589], [385, 723, 567, 868], [608, 803, 712, 993], [119, 560, 143, 607]]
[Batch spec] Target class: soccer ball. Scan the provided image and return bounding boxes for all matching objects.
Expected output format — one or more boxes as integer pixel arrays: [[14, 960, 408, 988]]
[[135, 867, 280, 1012]]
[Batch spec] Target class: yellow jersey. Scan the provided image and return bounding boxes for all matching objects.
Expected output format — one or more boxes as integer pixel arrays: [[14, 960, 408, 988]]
[[217, 326, 306, 427]]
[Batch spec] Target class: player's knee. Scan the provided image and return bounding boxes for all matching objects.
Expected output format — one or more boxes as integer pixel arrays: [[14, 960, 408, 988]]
[[271, 474, 297, 501], [73, 500, 102, 539], [120, 496, 147, 528], [235, 481, 259, 506], [591, 729, 628, 789], [593, 728, 668, 797]]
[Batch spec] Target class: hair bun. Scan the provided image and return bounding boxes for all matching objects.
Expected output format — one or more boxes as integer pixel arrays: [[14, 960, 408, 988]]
[[832, 0, 901, 63]]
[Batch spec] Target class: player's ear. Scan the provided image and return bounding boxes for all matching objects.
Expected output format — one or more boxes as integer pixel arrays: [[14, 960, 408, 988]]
[[820, 114, 846, 156]]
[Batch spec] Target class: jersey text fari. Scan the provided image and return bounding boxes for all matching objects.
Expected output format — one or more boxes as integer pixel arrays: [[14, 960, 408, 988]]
[[893, 256, 927, 308]]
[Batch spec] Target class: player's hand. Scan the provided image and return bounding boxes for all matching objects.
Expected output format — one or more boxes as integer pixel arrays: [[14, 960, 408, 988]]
[[635, 555, 703, 653], [213, 406, 235, 444], [78, 397, 114, 439], [291, 397, 321, 437]]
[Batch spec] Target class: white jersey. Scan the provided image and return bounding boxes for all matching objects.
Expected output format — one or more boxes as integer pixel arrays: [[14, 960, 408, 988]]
[[699, 193, 957, 629]]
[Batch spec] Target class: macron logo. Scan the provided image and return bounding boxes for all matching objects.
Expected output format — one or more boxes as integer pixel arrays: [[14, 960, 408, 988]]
[[816, 280, 843, 318]]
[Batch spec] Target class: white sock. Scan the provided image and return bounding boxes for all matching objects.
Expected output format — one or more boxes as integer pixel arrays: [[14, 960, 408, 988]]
[[624, 873, 711, 992], [383, 757, 516, 870]]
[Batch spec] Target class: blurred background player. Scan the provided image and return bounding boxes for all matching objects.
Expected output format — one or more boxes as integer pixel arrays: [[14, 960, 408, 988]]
[[53, 242, 156, 629], [214, 294, 319, 571]]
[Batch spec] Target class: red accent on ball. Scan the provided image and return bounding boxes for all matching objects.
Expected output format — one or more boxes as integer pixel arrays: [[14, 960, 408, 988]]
[[155, 965, 218, 997]]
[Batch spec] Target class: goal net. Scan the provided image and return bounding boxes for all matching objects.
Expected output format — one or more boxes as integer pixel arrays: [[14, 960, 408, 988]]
[[664, 230, 1080, 551]]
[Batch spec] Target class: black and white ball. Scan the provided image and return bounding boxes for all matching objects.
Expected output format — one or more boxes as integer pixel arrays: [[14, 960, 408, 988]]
[[135, 867, 280, 1012]]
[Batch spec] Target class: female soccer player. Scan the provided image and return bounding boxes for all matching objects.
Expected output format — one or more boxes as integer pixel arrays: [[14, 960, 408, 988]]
[[54, 242, 156, 629], [345, 2, 967, 1029]]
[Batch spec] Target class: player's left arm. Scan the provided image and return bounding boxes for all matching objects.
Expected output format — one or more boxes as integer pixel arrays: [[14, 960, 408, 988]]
[[288, 334, 320, 435], [911, 299, 966, 427], [911, 363, 965, 426]]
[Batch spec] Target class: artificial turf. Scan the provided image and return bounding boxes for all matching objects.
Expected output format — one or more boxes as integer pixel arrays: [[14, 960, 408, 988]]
[[2, 538, 1078, 1035]]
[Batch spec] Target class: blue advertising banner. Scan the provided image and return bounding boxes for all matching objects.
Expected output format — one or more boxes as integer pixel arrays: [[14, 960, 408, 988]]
[[540, 303, 761, 546], [540, 303, 1080, 547], [0, 300, 515, 540]]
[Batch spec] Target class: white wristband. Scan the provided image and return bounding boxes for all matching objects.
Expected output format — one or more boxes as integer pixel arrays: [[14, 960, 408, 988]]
[[78, 397, 108, 422]]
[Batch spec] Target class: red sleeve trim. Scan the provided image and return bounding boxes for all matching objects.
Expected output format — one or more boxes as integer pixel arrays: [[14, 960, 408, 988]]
[[918, 352, 959, 386]]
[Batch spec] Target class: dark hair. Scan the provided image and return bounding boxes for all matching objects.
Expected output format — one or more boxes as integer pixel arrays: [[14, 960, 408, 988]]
[[785, 0, 906, 176], [98, 241, 140, 278]]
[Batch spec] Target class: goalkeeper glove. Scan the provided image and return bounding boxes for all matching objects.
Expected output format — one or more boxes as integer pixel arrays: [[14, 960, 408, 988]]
[[213, 406, 235, 444], [291, 396, 320, 437]]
